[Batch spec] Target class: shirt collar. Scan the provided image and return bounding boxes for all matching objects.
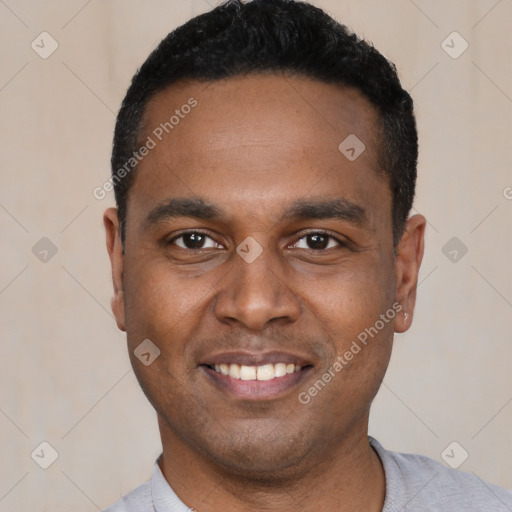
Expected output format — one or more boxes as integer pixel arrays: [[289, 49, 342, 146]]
[[151, 456, 192, 512]]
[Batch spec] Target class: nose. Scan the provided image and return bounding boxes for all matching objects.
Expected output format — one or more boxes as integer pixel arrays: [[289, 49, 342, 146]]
[[213, 245, 301, 331]]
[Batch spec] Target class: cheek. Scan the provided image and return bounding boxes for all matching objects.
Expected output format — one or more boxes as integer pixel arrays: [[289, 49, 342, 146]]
[[295, 255, 396, 394], [122, 261, 207, 416], [302, 255, 396, 337], [123, 258, 210, 343]]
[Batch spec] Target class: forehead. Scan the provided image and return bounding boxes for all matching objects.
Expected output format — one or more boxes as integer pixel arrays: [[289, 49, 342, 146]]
[[141, 73, 381, 160], [131, 74, 388, 225]]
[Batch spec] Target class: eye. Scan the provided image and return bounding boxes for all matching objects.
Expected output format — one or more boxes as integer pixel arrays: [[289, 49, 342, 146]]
[[170, 231, 222, 250], [291, 232, 343, 250]]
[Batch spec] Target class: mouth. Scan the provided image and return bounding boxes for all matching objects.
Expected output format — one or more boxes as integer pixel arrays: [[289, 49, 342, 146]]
[[210, 362, 302, 380], [199, 352, 314, 400]]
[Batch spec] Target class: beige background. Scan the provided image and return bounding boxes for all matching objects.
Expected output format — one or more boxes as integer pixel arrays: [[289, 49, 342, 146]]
[[1, 0, 511, 510]]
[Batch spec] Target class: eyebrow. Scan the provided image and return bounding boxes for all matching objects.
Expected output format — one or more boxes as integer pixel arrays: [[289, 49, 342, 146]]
[[145, 197, 367, 226], [281, 198, 366, 225], [145, 198, 222, 225]]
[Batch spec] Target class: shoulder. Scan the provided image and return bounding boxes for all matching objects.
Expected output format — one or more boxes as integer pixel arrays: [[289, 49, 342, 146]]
[[369, 437, 512, 512], [102, 479, 152, 512]]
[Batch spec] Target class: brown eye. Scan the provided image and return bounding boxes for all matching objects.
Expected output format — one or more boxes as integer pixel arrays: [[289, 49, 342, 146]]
[[292, 232, 341, 250], [171, 232, 220, 250], [306, 234, 329, 249]]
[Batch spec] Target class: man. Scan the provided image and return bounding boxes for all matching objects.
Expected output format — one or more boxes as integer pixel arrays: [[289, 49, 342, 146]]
[[103, 0, 512, 510]]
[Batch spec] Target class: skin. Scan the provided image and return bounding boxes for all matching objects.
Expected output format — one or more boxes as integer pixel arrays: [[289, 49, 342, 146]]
[[104, 74, 425, 511]]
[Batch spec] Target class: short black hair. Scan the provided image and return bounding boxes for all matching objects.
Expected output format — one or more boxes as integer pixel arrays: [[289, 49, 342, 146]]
[[112, 0, 417, 247]]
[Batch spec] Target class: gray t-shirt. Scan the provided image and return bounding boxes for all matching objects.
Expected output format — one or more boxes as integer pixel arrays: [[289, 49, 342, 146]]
[[104, 436, 512, 511]]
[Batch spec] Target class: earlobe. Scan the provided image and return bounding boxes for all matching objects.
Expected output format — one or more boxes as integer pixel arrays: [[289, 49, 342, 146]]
[[103, 207, 126, 332], [394, 214, 426, 333]]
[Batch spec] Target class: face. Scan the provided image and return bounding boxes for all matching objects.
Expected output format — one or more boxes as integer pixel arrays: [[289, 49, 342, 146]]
[[105, 74, 425, 481]]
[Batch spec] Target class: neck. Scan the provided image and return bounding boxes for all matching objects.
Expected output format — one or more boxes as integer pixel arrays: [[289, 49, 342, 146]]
[[158, 417, 386, 512]]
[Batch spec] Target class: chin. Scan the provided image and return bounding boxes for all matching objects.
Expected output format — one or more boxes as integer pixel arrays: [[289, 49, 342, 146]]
[[193, 425, 316, 484], [211, 446, 308, 485]]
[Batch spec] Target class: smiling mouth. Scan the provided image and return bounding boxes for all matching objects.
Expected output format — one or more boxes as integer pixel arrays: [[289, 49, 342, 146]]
[[208, 362, 302, 381], [200, 356, 313, 400]]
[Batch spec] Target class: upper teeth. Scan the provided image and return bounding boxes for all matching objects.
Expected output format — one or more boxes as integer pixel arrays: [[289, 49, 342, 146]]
[[213, 363, 301, 381]]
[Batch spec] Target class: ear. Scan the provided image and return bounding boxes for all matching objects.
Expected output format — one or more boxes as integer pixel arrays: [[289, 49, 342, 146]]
[[394, 214, 426, 333], [103, 208, 126, 332]]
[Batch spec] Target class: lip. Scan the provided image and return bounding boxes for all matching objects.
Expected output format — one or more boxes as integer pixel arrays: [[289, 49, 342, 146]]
[[201, 365, 313, 400], [199, 350, 314, 400], [199, 350, 313, 367]]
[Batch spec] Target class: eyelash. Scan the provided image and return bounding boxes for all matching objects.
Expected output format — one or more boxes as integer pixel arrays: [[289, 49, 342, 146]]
[[168, 230, 346, 251]]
